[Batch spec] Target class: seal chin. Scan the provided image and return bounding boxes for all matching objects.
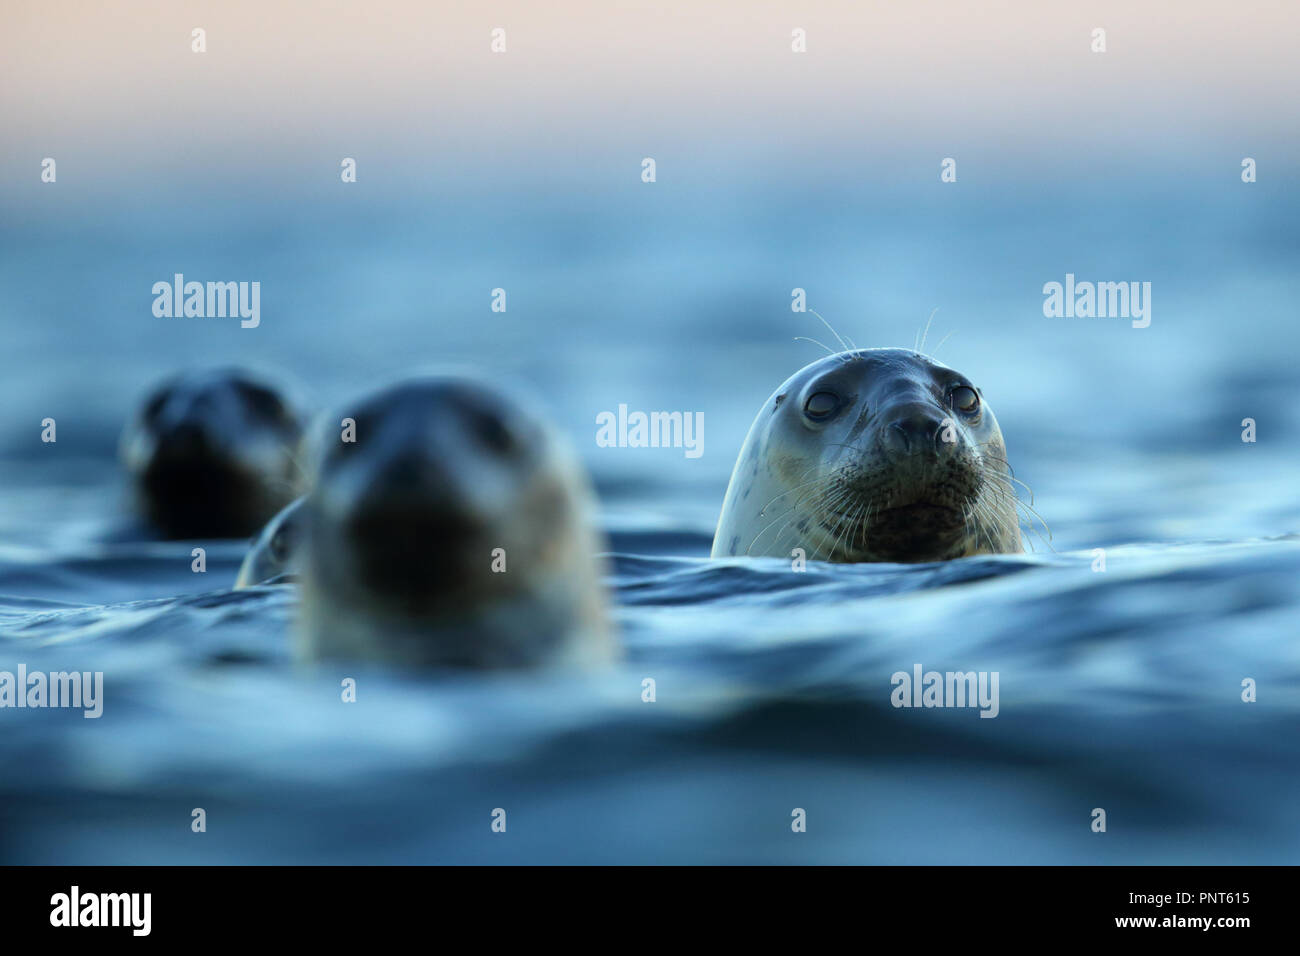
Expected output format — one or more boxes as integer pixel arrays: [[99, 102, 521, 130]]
[[859, 501, 970, 562]]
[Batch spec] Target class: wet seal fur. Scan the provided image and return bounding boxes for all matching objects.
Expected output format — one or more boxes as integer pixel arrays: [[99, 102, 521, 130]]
[[297, 375, 613, 670], [712, 348, 1023, 563], [120, 368, 305, 538]]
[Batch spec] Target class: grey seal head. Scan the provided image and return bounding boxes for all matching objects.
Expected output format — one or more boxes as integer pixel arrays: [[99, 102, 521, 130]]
[[712, 348, 1023, 563], [297, 375, 613, 670], [234, 497, 304, 588], [121, 368, 304, 538]]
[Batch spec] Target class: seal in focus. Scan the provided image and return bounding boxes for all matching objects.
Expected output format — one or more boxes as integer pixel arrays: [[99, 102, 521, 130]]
[[712, 348, 1023, 563]]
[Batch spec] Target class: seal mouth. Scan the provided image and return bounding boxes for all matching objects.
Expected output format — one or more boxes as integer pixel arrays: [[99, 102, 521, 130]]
[[817, 488, 973, 562], [342, 507, 485, 597], [142, 457, 270, 537], [875, 502, 964, 522]]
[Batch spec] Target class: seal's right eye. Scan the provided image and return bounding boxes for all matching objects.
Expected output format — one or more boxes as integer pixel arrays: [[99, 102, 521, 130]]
[[240, 384, 290, 424], [950, 386, 979, 415], [144, 391, 169, 422], [804, 391, 840, 420]]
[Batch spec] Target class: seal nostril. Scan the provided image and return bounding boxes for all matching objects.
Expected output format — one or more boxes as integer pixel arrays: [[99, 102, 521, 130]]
[[884, 422, 912, 455], [881, 409, 954, 459]]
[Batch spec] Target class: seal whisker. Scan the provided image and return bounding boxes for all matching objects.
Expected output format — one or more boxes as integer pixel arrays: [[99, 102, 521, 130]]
[[975, 477, 1053, 552], [749, 508, 804, 558], [831, 487, 874, 561], [793, 336, 839, 358], [803, 485, 851, 563], [824, 493, 858, 561], [842, 498, 870, 559], [916, 307, 938, 353], [977, 472, 1052, 543], [752, 470, 834, 528], [971, 497, 1003, 555], [746, 476, 840, 556], [764, 486, 837, 561], [807, 310, 854, 362], [811, 484, 862, 562], [930, 329, 956, 357], [975, 447, 1036, 502], [755, 465, 837, 517]]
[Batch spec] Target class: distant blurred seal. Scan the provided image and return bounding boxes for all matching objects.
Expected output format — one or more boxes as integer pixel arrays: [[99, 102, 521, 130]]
[[712, 349, 1022, 563], [120, 368, 304, 538], [235, 497, 304, 588], [297, 376, 613, 670]]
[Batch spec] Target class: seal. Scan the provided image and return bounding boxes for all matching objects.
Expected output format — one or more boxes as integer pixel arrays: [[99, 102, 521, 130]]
[[234, 497, 304, 588], [296, 375, 613, 670], [121, 368, 305, 538], [712, 348, 1023, 563]]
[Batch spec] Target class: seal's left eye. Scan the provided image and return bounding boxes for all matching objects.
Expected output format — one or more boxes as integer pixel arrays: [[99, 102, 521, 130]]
[[951, 386, 979, 414], [804, 391, 840, 420], [269, 528, 291, 562]]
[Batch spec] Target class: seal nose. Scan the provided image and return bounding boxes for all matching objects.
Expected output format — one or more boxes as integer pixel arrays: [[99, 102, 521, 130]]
[[347, 449, 485, 532], [879, 405, 953, 460], [158, 421, 213, 457], [360, 452, 450, 509]]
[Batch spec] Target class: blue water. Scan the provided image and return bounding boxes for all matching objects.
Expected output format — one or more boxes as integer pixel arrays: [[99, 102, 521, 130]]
[[2, 178, 1298, 863]]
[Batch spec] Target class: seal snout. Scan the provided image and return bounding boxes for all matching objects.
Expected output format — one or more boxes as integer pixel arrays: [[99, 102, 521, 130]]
[[344, 453, 488, 544], [877, 402, 958, 462], [155, 419, 218, 458], [326, 445, 494, 577]]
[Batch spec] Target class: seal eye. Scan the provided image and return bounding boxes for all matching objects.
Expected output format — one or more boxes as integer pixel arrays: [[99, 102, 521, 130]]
[[803, 391, 840, 421], [268, 528, 290, 562], [240, 384, 290, 424], [475, 411, 517, 455], [143, 390, 170, 423], [951, 386, 979, 415]]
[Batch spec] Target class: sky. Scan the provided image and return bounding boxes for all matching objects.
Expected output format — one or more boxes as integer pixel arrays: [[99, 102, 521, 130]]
[[3, 0, 1297, 197]]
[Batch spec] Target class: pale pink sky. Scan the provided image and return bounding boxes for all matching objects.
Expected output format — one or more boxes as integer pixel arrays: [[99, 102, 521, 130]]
[[3, 0, 1296, 182]]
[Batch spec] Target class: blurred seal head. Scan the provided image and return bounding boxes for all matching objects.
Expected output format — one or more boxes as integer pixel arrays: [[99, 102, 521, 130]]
[[234, 496, 304, 588], [712, 348, 1023, 563], [297, 375, 613, 670], [120, 368, 305, 538]]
